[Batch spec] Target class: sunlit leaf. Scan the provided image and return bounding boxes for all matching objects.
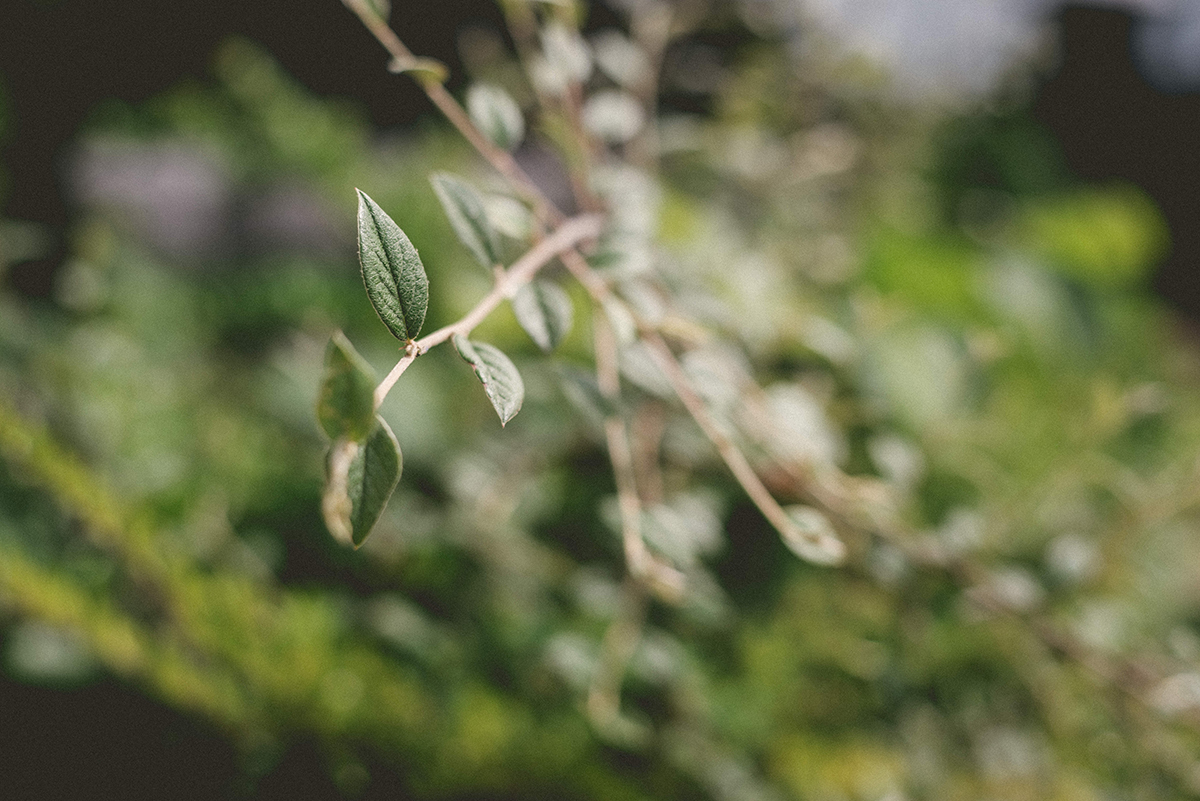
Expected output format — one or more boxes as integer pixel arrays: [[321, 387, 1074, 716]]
[[512, 279, 574, 351], [316, 331, 377, 441], [466, 83, 525, 151], [430, 172, 501, 270], [453, 334, 525, 426], [357, 189, 429, 342], [323, 416, 402, 548], [387, 56, 449, 86]]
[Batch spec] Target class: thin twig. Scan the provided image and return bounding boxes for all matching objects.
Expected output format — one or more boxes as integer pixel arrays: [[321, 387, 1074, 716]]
[[587, 578, 648, 729], [594, 309, 685, 601], [342, 0, 561, 222], [374, 213, 602, 407]]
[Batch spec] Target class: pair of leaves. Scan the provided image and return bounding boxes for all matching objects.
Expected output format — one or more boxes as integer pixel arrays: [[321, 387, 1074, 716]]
[[339, 187, 485, 547], [317, 333, 402, 548], [340, 191, 430, 547]]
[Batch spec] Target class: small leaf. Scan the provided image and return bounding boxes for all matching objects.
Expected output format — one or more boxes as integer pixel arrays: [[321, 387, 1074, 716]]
[[582, 89, 645, 144], [780, 505, 846, 566], [466, 83, 525, 151], [387, 56, 449, 86], [323, 416, 403, 548], [357, 189, 429, 342], [512, 280, 574, 351], [316, 331, 378, 441], [430, 173, 501, 270], [453, 334, 525, 426]]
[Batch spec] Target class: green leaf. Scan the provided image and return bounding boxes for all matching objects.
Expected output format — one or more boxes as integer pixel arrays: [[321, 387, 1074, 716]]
[[511, 280, 573, 351], [357, 189, 429, 342], [316, 331, 378, 441], [453, 334, 525, 426], [430, 173, 501, 270], [323, 416, 403, 548], [466, 83, 525, 151]]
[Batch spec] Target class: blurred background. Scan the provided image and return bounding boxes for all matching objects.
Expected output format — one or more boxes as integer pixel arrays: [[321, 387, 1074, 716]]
[[4, 0, 1200, 798]]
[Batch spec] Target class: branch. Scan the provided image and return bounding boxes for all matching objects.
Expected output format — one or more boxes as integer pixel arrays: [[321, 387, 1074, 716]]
[[374, 212, 602, 407], [594, 309, 685, 602], [341, 0, 563, 223]]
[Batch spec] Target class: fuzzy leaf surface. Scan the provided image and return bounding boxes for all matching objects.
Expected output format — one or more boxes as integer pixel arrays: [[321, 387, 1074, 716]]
[[512, 280, 574, 351], [316, 331, 378, 441], [431, 173, 501, 270], [357, 189, 429, 342], [453, 334, 525, 426]]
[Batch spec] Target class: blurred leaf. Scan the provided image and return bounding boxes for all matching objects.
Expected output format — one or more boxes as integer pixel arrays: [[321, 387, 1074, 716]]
[[430, 172, 501, 270], [512, 279, 574, 351], [323, 416, 402, 548], [453, 335, 525, 426], [316, 331, 378, 441], [466, 84, 525, 151], [582, 90, 645, 144], [387, 56, 449, 86], [780, 506, 845, 566], [1020, 184, 1168, 288], [863, 226, 982, 320], [357, 189, 429, 342]]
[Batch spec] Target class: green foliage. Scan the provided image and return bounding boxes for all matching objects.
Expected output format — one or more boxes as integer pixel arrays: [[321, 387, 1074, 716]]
[[3, 6, 1200, 800]]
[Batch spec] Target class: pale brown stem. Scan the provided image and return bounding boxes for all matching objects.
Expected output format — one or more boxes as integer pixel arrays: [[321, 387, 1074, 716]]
[[586, 579, 648, 728], [373, 213, 602, 407], [341, 0, 562, 223], [594, 309, 685, 601]]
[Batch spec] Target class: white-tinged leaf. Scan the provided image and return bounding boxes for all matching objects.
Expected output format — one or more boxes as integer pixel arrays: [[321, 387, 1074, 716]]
[[453, 335, 525, 425], [512, 280, 574, 351], [591, 30, 651, 89], [780, 505, 845, 566], [484, 194, 533, 242], [323, 416, 403, 548], [430, 173, 501, 270], [582, 89, 645, 144], [541, 22, 592, 84], [356, 189, 429, 342], [466, 83, 525, 151], [619, 341, 672, 399]]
